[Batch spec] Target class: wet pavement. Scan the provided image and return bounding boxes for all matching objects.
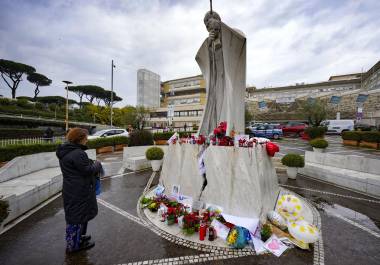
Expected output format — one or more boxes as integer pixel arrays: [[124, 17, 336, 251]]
[[274, 135, 380, 160], [0, 150, 380, 265]]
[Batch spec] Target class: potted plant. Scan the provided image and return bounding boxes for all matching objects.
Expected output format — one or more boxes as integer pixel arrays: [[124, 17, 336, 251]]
[[145, 146, 164, 171], [260, 223, 273, 242], [281, 153, 305, 179], [310, 138, 328, 152]]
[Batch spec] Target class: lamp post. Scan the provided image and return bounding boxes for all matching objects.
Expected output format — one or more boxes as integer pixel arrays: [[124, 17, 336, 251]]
[[62, 80, 72, 132], [110, 60, 115, 127]]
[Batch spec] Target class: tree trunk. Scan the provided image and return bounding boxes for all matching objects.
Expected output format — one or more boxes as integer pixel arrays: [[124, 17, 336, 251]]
[[34, 85, 40, 100]]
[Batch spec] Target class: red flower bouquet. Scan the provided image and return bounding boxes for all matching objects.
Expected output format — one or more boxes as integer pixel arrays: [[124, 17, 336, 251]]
[[266, 142, 279, 157]]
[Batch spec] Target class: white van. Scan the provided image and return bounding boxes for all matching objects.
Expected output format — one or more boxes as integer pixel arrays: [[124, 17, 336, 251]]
[[321, 120, 354, 134]]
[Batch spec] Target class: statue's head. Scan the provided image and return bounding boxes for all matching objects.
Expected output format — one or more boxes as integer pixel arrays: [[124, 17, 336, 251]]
[[204, 11, 221, 40]]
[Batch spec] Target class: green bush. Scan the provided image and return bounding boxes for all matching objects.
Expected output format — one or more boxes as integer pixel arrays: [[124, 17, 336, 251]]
[[0, 198, 10, 224], [0, 98, 13, 106], [112, 136, 129, 145], [145, 147, 164, 160], [310, 138, 329, 148], [281, 153, 305, 168], [87, 137, 115, 149], [341, 131, 361, 141], [360, 131, 380, 143], [0, 143, 59, 162], [35, 102, 45, 110], [305, 126, 327, 139], [16, 98, 32, 108], [153, 131, 197, 141], [178, 131, 196, 138], [129, 130, 154, 146], [153, 132, 174, 141]]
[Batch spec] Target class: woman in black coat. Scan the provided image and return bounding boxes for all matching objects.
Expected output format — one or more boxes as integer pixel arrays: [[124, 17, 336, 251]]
[[56, 128, 102, 253]]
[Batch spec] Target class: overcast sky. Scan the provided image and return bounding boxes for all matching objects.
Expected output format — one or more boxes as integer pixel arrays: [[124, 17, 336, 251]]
[[1, 0, 379, 106]]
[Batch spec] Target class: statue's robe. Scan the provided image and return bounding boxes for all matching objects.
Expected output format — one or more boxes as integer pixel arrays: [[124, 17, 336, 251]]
[[196, 22, 246, 136]]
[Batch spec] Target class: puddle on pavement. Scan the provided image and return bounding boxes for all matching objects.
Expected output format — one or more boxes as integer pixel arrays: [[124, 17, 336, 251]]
[[319, 202, 380, 232]]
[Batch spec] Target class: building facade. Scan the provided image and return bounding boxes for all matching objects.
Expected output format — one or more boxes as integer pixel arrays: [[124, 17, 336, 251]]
[[246, 60, 380, 126], [137, 69, 160, 108], [148, 75, 206, 130]]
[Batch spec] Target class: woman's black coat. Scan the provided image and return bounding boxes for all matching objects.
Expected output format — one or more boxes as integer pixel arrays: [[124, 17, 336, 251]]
[[56, 143, 101, 224]]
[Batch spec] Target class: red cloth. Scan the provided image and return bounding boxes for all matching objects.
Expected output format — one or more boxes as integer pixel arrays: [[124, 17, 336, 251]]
[[266, 142, 279, 157]]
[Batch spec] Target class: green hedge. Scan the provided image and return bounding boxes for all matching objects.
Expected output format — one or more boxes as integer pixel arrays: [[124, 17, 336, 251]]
[[281, 153, 305, 168], [342, 131, 361, 141], [129, 130, 154, 146], [153, 131, 197, 141], [305, 126, 327, 139], [0, 136, 129, 162], [145, 147, 164, 160], [310, 138, 328, 148], [342, 131, 380, 142], [0, 128, 65, 139], [153, 132, 174, 141], [360, 131, 380, 143], [0, 143, 59, 162]]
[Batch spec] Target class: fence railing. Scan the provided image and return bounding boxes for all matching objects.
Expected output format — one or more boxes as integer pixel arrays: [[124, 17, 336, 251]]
[[0, 136, 66, 147]]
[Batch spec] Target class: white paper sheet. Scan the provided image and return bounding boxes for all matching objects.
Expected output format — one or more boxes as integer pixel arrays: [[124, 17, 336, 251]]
[[263, 235, 288, 257], [221, 213, 259, 234], [251, 236, 267, 254], [211, 219, 230, 241]]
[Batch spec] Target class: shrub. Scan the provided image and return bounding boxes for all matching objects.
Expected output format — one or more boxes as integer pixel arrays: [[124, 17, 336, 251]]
[[112, 136, 129, 145], [310, 138, 328, 148], [87, 137, 115, 149], [153, 132, 174, 141], [281, 153, 305, 168], [341, 131, 361, 141], [145, 146, 164, 160], [0, 98, 13, 106], [129, 130, 154, 146], [0, 198, 10, 224], [0, 143, 59, 162], [178, 131, 196, 138], [305, 126, 327, 139], [16, 98, 32, 108], [35, 102, 45, 110], [360, 131, 380, 143]]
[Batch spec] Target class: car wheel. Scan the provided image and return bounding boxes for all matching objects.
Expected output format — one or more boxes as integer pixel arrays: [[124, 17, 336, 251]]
[[273, 134, 279, 140]]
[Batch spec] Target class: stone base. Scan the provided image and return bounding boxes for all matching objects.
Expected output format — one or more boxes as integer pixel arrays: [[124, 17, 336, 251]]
[[160, 144, 279, 221]]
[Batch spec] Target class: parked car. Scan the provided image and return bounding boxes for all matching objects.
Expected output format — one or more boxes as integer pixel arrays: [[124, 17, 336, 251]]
[[88, 129, 129, 140], [320, 120, 354, 134], [354, 123, 378, 131], [250, 124, 283, 139], [280, 122, 308, 136]]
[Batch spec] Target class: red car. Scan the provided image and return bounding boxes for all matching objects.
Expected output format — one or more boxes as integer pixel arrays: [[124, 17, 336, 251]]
[[280, 122, 308, 136]]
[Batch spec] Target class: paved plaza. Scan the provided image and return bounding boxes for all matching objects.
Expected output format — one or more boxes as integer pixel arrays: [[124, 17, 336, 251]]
[[0, 141, 379, 265]]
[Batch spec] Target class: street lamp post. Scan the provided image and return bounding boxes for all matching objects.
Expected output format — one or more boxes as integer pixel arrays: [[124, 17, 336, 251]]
[[62, 80, 72, 132], [110, 60, 115, 127]]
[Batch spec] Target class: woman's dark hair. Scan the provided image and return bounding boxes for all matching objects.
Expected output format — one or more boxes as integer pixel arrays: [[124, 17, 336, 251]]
[[66, 128, 89, 144]]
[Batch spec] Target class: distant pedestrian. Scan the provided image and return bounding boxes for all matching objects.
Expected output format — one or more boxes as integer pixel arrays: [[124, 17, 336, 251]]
[[44, 127, 54, 142], [56, 128, 103, 253], [184, 124, 187, 132]]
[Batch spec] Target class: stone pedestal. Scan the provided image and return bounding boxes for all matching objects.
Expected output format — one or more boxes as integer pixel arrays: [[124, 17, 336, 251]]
[[159, 144, 279, 221]]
